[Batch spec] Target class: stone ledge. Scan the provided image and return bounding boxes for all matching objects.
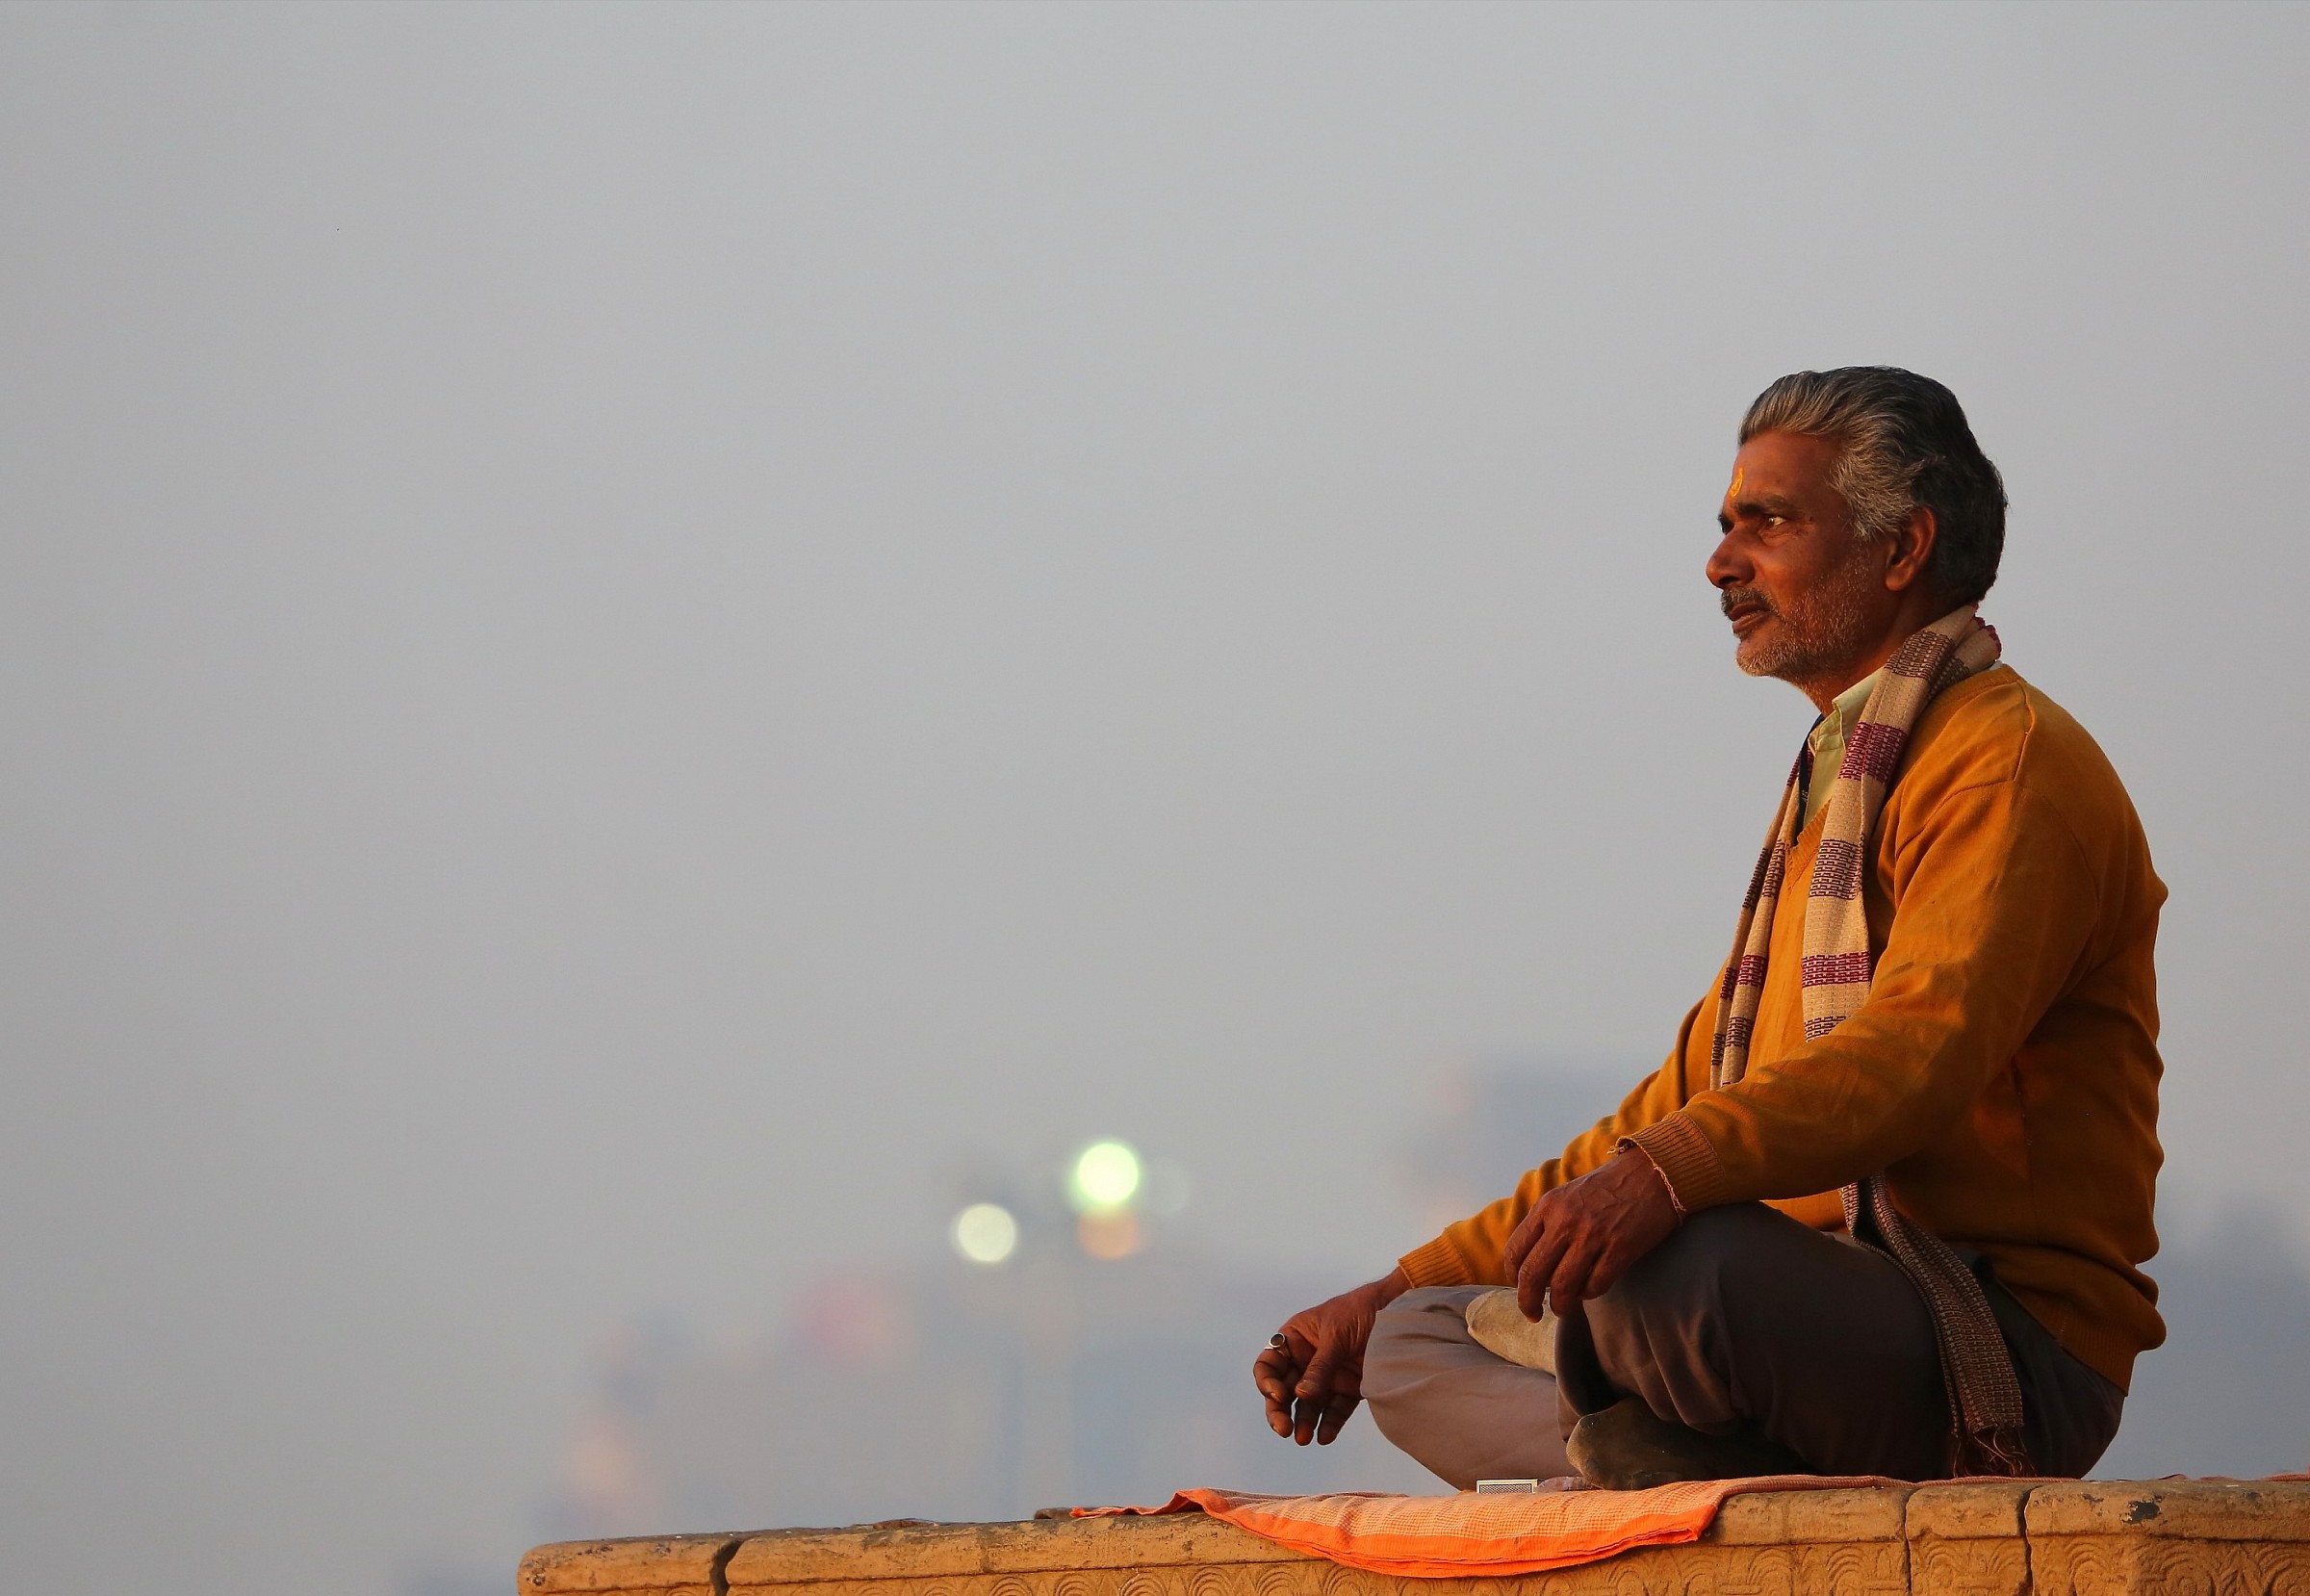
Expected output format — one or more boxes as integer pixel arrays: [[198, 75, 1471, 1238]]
[[522, 1480, 2310, 1596], [2024, 1480, 2310, 1541]]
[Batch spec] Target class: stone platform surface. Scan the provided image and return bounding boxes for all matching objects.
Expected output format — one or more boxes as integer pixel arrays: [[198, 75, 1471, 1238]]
[[523, 1480, 2310, 1596]]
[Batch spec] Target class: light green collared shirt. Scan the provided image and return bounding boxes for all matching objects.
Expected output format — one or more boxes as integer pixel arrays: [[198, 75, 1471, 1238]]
[[1799, 668, 1884, 832]]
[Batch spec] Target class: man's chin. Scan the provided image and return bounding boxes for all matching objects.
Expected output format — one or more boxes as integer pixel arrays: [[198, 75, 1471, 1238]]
[[1735, 634, 1822, 685], [1733, 634, 1784, 680]]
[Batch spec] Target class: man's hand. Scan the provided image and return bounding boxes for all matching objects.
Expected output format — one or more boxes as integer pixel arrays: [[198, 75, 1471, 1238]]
[[1502, 1149, 1681, 1321], [1253, 1267, 1410, 1446]]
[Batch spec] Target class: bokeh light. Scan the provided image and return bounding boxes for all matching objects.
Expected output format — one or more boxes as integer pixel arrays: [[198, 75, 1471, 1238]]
[[950, 1201, 1018, 1265], [1068, 1140, 1142, 1212], [1076, 1210, 1141, 1260]]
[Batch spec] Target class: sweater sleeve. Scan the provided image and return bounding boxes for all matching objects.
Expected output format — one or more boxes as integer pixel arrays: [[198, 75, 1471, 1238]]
[[1626, 780, 2102, 1210], [1397, 994, 1712, 1287]]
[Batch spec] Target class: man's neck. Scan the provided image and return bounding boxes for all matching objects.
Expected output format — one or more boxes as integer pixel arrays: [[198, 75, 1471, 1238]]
[[1791, 593, 1953, 711], [1792, 660, 1881, 714]]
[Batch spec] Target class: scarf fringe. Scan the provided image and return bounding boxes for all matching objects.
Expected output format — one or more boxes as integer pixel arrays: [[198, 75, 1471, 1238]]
[[1958, 1425, 2037, 1480]]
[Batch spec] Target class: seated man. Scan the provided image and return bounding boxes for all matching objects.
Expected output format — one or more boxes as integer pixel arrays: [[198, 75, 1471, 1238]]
[[1253, 368, 2161, 1489]]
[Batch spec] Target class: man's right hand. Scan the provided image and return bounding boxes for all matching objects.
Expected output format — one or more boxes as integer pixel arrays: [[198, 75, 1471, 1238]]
[[1252, 1267, 1411, 1446]]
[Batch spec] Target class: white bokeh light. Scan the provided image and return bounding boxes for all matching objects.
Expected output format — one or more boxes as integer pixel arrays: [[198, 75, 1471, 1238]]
[[1068, 1140, 1142, 1212], [950, 1201, 1019, 1265]]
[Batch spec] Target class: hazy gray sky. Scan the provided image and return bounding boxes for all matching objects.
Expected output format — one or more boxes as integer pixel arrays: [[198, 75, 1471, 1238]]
[[5, 4, 2307, 1593]]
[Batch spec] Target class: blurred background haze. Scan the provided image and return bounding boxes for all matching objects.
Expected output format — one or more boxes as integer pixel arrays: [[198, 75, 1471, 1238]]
[[4, 5, 2308, 1595]]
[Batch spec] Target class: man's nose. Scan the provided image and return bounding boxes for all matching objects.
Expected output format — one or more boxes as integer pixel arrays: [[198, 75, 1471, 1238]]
[[1706, 529, 1749, 590]]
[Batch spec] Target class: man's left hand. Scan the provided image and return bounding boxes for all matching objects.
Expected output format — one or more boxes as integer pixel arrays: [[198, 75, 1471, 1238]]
[[1501, 1149, 1681, 1320]]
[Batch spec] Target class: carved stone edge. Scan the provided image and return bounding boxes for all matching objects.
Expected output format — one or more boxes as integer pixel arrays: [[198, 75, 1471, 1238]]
[[519, 1480, 2310, 1596], [728, 1542, 1915, 1596], [2027, 1532, 2310, 1596], [721, 1518, 1304, 1583], [1707, 1485, 1912, 1545], [1905, 1482, 2031, 1596], [2022, 1479, 2310, 1541], [522, 1532, 745, 1596]]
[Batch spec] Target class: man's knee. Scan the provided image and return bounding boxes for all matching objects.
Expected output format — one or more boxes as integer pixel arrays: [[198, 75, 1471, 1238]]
[[1364, 1286, 1484, 1409], [1361, 1286, 1571, 1487], [1588, 1202, 1790, 1335]]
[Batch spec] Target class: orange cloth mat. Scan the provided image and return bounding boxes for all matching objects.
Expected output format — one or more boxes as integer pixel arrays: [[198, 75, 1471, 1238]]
[[1079, 1477, 1896, 1577]]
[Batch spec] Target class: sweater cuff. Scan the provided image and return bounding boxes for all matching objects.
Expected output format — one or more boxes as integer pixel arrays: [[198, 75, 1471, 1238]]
[[1397, 1234, 1472, 1289], [1623, 1113, 1735, 1213]]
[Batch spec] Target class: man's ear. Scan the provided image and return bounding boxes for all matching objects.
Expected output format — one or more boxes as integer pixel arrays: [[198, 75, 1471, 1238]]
[[1885, 504, 1938, 593]]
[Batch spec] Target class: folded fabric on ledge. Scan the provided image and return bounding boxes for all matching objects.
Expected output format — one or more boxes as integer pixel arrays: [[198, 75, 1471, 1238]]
[[1077, 1477, 1898, 1577]]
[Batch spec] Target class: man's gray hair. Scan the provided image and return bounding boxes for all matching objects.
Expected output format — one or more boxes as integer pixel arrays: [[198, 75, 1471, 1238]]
[[1740, 368, 2008, 608]]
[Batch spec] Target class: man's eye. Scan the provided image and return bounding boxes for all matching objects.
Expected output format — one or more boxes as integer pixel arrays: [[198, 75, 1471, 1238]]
[[1763, 514, 1787, 528]]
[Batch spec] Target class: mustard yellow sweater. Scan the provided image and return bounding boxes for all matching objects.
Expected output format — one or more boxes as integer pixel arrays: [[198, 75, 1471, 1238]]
[[1399, 666, 2166, 1390]]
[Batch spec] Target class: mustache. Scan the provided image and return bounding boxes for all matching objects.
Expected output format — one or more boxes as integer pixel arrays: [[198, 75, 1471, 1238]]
[[1720, 586, 1777, 619]]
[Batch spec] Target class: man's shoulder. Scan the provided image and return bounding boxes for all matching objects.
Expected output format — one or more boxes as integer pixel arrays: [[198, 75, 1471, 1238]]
[[1900, 665, 2143, 836]]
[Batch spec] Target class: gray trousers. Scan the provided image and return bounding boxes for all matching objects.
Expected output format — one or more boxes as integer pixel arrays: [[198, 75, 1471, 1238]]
[[1362, 1203, 2124, 1488]]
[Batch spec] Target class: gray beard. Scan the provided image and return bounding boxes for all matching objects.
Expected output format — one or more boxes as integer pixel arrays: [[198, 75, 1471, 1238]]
[[1726, 553, 1882, 688]]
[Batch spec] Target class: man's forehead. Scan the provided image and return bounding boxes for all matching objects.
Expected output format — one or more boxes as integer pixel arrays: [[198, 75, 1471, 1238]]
[[1726, 433, 1837, 502], [1725, 454, 1791, 508]]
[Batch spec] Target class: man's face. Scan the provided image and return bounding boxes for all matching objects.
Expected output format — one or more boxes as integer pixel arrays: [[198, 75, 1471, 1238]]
[[1707, 430, 1887, 687]]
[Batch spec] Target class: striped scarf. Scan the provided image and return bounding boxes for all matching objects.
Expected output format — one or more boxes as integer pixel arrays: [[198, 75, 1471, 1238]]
[[1709, 605, 2032, 1477]]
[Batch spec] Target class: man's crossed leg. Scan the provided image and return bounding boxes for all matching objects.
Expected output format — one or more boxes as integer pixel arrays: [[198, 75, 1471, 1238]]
[[1363, 1204, 2122, 1488]]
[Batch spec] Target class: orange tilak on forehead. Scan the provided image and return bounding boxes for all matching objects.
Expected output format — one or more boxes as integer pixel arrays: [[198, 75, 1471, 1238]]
[[1725, 464, 1745, 505]]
